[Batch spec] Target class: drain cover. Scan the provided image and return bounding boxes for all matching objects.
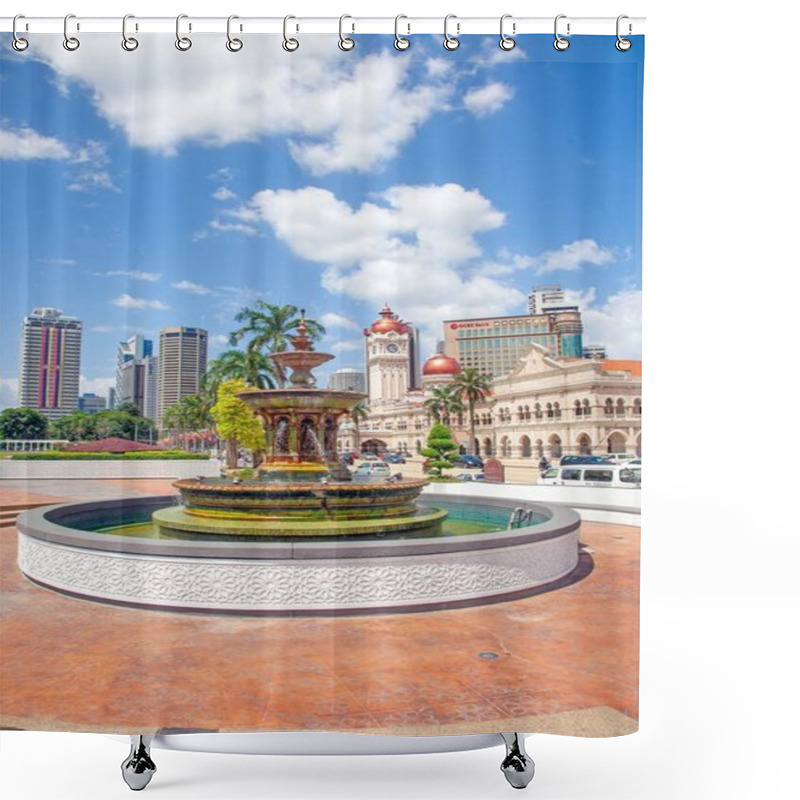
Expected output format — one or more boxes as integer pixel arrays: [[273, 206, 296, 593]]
[[478, 651, 500, 660]]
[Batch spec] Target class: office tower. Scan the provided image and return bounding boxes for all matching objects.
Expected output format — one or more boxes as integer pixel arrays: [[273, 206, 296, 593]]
[[18, 307, 82, 420], [156, 327, 207, 426], [327, 367, 366, 394], [77, 393, 107, 414]]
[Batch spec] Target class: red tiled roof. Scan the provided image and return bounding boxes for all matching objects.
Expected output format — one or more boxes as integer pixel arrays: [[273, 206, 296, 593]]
[[565, 358, 642, 377]]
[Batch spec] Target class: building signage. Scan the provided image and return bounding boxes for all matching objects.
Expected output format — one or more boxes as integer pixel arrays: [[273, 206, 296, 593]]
[[450, 321, 491, 329]]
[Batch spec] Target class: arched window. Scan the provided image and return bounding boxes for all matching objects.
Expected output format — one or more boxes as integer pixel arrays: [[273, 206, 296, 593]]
[[607, 431, 627, 454], [616, 398, 626, 416], [533, 403, 541, 420], [548, 434, 562, 459], [520, 435, 532, 458], [574, 399, 582, 417], [483, 437, 493, 457], [604, 398, 614, 416], [546, 402, 554, 419], [577, 434, 592, 455], [582, 398, 591, 417], [554, 402, 561, 419], [634, 398, 642, 416], [535, 438, 544, 458], [500, 436, 511, 458]]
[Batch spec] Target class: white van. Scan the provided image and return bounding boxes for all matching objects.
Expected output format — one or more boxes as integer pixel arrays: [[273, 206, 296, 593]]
[[353, 461, 391, 478], [539, 464, 641, 488]]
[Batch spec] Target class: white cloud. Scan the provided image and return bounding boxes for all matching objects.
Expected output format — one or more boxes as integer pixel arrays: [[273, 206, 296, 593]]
[[171, 280, 213, 295], [97, 269, 161, 281], [535, 239, 616, 275], [237, 183, 524, 346], [110, 294, 169, 310], [329, 339, 364, 353], [79, 375, 115, 397], [463, 82, 514, 118], [212, 186, 236, 201], [28, 37, 459, 174], [320, 312, 360, 331], [0, 378, 19, 409], [0, 126, 71, 160], [38, 257, 76, 266], [209, 219, 259, 237], [208, 334, 230, 350], [564, 287, 642, 360]]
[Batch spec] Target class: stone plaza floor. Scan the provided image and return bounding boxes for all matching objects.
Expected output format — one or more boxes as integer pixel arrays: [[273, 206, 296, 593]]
[[0, 479, 639, 738]]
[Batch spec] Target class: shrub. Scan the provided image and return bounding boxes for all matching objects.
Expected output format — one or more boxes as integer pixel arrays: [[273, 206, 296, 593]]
[[11, 450, 209, 461]]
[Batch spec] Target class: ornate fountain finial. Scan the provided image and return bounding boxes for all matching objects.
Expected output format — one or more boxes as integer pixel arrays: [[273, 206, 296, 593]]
[[291, 309, 313, 352]]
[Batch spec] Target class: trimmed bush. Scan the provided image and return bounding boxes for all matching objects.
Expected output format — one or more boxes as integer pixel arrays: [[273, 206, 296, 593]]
[[11, 450, 210, 461]]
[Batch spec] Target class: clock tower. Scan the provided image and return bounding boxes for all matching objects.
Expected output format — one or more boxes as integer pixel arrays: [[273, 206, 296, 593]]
[[364, 304, 420, 406]]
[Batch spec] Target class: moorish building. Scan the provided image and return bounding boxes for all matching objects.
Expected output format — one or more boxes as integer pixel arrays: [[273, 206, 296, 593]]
[[343, 307, 642, 461]]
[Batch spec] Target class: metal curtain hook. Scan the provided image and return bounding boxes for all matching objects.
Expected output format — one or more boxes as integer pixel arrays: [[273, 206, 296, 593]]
[[122, 14, 138, 51], [554, 14, 570, 51], [338, 14, 355, 50], [616, 14, 632, 51], [283, 15, 299, 52], [176, 14, 192, 50], [394, 15, 410, 51], [443, 14, 460, 51], [499, 14, 515, 51], [12, 14, 29, 51], [63, 13, 80, 51], [226, 15, 243, 51]]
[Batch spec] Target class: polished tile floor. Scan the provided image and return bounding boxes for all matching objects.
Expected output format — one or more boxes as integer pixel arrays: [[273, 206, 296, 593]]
[[1, 480, 639, 738]]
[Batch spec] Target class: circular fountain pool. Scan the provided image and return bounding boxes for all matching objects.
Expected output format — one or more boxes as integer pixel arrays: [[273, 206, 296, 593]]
[[16, 493, 582, 616]]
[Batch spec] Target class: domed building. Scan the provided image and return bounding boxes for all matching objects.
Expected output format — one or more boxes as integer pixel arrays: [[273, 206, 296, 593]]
[[341, 305, 642, 462]]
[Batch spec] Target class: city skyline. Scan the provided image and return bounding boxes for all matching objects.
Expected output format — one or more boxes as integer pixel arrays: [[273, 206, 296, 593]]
[[1, 34, 642, 409]]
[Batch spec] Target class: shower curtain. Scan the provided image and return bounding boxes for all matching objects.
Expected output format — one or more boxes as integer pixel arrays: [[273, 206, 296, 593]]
[[0, 26, 643, 740]]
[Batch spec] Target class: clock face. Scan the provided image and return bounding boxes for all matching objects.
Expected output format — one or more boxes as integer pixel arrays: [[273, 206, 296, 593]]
[[386, 343, 400, 353]]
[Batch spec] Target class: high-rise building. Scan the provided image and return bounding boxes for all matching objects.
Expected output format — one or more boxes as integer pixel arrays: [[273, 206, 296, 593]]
[[78, 393, 107, 414], [156, 327, 207, 425], [363, 305, 421, 406], [107, 386, 116, 410], [142, 356, 158, 420], [583, 344, 608, 360], [115, 335, 154, 414], [327, 367, 366, 394], [18, 307, 82, 420], [528, 285, 576, 315], [443, 308, 584, 378]]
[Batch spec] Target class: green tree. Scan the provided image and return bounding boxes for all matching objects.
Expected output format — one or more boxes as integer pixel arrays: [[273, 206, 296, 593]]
[[420, 423, 459, 479], [0, 407, 49, 440], [423, 385, 464, 424], [202, 349, 277, 401], [115, 401, 144, 417], [210, 379, 264, 469], [452, 367, 493, 456], [48, 412, 98, 442], [93, 410, 156, 441], [345, 400, 369, 452], [229, 303, 325, 387]]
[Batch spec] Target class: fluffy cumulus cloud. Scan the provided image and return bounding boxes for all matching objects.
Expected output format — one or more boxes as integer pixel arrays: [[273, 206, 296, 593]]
[[171, 280, 213, 295], [535, 239, 616, 275], [28, 37, 512, 175], [463, 82, 515, 118], [110, 294, 169, 310], [565, 287, 642, 359], [234, 182, 525, 340], [97, 270, 161, 282], [79, 375, 115, 397], [0, 126, 71, 160], [0, 378, 20, 409], [320, 312, 360, 331]]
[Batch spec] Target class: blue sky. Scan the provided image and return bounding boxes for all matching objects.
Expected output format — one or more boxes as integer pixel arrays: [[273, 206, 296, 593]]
[[0, 33, 643, 407]]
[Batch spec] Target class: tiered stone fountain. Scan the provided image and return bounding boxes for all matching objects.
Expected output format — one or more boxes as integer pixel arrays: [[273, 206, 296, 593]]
[[157, 313, 444, 538]]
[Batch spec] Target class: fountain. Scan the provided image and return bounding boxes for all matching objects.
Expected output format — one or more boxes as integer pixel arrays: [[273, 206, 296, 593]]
[[15, 311, 583, 616], [155, 313, 444, 538]]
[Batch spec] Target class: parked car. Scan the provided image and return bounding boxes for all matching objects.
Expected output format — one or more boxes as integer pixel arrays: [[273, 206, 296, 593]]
[[604, 453, 638, 465], [383, 454, 407, 464], [456, 472, 486, 482], [360, 453, 380, 461], [338, 453, 355, 465], [353, 461, 391, 478], [621, 458, 641, 467], [540, 464, 641, 488], [558, 455, 613, 466], [453, 455, 484, 469]]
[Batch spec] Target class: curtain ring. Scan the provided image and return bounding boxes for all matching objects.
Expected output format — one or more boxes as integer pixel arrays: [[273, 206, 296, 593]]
[[63, 14, 80, 51], [226, 15, 243, 51], [443, 14, 460, 51], [175, 14, 192, 51], [121, 14, 138, 51], [553, 14, 570, 51], [499, 14, 515, 51], [616, 15, 632, 51], [12, 14, 29, 52], [338, 14, 355, 51], [394, 14, 410, 51], [283, 15, 299, 51]]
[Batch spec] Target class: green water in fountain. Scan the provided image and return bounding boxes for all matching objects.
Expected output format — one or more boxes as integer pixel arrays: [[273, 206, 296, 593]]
[[72, 500, 546, 543]]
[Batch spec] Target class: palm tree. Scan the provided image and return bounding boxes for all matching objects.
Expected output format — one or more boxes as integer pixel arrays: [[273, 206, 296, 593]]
[[423, 385, 464, 424], [162, 394, 213, 450], [228, 302, 325, 387], [346, 401, 370, 453], [203, 349, 277, 401], [452, 368, 493, 456]]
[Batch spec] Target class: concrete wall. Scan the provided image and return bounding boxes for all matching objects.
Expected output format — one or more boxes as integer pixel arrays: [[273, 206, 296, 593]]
[[0, 459, 222, 480]]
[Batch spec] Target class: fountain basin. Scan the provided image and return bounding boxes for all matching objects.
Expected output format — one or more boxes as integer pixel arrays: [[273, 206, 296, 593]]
[[15, 494, 582, 616]]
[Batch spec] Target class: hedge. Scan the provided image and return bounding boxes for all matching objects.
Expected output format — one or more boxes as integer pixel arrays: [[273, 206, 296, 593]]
[[11, 450, 210, 461]]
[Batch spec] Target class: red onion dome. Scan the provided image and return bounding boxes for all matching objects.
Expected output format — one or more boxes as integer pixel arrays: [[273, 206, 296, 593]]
[[422, 353, 462, 376], [368, 303, 408, 335]]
